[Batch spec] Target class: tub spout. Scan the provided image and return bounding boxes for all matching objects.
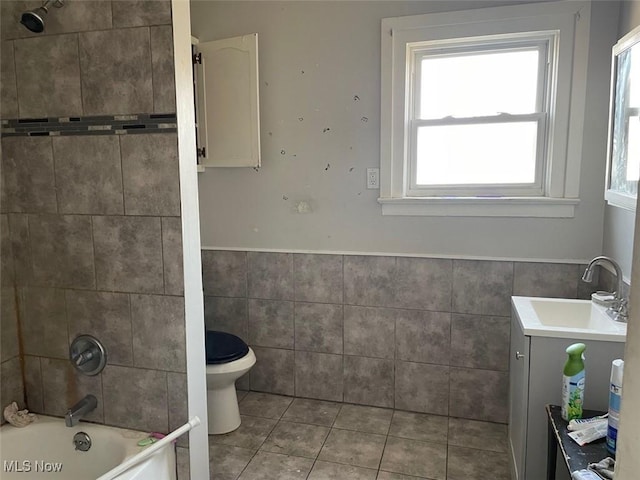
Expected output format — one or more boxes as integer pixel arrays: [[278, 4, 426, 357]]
[[65, 394, 97, 427]]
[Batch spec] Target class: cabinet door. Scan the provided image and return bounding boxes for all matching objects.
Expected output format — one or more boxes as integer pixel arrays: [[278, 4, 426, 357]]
[[194, 34, 261, 167], [509, 315, 530, 480]]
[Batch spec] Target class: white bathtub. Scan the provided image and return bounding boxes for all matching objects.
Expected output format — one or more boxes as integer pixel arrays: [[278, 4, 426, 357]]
[[0, 416, 176, 479]]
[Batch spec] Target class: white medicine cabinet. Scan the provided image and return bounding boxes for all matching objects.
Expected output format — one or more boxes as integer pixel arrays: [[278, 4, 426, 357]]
[[192, 34, 261, 168]]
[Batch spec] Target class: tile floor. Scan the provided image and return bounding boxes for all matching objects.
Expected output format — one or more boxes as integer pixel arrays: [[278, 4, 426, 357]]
[[208, 391, 511, 480]]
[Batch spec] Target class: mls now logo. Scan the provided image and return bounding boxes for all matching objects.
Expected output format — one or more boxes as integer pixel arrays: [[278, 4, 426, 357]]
[[3, 460, 63, 473]]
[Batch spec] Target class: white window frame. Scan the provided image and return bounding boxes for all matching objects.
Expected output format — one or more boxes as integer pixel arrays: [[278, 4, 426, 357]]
[[380, 1, 590, 217]]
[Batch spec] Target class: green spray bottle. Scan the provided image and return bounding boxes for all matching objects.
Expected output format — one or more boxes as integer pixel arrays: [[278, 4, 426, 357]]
[[561, 343, 586, 421]]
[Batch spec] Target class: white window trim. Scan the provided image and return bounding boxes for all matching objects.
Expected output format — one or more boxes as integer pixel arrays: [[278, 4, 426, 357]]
[[380, 1, 591, 217]]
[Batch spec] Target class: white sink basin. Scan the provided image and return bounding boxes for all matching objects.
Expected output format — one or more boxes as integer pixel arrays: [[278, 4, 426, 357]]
[[512, 296, 626, 341]]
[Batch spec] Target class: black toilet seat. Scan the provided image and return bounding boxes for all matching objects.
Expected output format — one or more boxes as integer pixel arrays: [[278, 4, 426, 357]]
[[205, 330, 250, 365]]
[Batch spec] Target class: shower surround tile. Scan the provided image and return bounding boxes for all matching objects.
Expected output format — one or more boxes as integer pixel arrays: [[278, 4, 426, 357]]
[[29, 214, 95, 289], [23, 355, 43, 413], [19, 286, 68, 359], [102, 365, 168, 433], [1, 215, 14, 287], [1, 136, 57, 213], [202, 250, 247, 297], [0, 288, 18, 362], [120, 133, 180, 216], [79, 28, 153, 115], [52, 135, 124, 214], [293, 253, 343, 303], [247, 252, 294, 300], [150, 25, 176, 113], [452, 259, 514, 316], [295, 351, 343, 402], [162, 217, 184, 295], [92, 215, 164, 294], [0, 356, 25, 411], [14, 34, 82, 117], [1, 41, 18, 118], [294, 302, 343, 354], [112, 0, 172, 28], [131, 294, 186, 372]]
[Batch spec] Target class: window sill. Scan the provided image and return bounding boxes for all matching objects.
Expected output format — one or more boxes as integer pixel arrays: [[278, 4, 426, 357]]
[[378, 196, 579, 218]]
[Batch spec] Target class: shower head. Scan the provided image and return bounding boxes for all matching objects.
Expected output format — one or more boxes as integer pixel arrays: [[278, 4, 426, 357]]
[[20, 0, 64, 33]]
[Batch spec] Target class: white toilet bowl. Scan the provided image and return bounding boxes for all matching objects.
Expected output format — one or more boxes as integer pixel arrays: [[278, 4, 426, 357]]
[[205, 347, 256, 434]]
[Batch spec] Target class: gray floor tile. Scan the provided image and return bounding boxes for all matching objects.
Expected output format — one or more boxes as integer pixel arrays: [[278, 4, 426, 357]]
[[318, 429, 387, 469], [209, 443, 255, 480], [380, 436, 447, 480], [260, 421, 330, 458], [377, 472, 428, 480], [281, 398, 341, 426], [446, 445, 510, 480], [389, 411, 448, 443], [448, 417, 508, 453], [334, 404, 393, 435], [239, 392, 293, 419], [210, 415, 277, 451], [237, 390, 249, 403], [237, 451, 313, 480], [308, 461, 378, 479]]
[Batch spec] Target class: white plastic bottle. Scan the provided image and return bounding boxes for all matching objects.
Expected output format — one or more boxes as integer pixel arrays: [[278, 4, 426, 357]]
[[606, 359, 624, 455]]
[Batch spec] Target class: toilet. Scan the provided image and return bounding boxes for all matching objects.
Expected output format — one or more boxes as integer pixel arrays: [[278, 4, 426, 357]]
[[205, 330, 256, 435]]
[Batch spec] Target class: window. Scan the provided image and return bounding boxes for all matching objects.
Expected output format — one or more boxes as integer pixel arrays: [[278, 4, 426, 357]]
[[380, 1, 590, 217]]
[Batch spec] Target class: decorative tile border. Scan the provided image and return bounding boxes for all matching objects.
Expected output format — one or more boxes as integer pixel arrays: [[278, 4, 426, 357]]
[[1, 113, 177, 137]]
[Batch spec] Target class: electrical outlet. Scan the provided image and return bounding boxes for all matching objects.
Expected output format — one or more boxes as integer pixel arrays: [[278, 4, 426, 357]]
[[366, 168, 379, 189]]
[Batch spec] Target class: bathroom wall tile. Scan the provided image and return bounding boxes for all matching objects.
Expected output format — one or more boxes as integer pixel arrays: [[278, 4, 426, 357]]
[[167, 372, 188, 445], [93, 215, 164, 294], [393, 257, 452, 311], [0, 356, 25, 411], [380, 436, 447, 480], [102, 365, 168, 432], [162, 217, 184, 296], [452, 260, 514, 316], [333, 404, 393, 435], [250, 347, 294, 396], [121, 133, 181, 216], [295, 351, 343, 402], [209, 444, 254, 480], [41, 357, 103, 423], [388, 410, 448, 444], [447, 445, 510, 480], [66, 290, 132, 366], [176, 446, 190, 480], [7, 214, 31, 285], [79, 28, 153, 115], [293, 253, 343, 303], [202, 250, 247, 297], [261, 421, 330, 458], [450, 314, 510, 371], [344, 305, 395, 359], [294, 302, 343, 354], [0, 215, 14, 287], [150, 25, 176, 113], [23, 355, 43, 413], [1, 41, 18, 118], [395, 361, 449, 415], [29, 214, 95, 289], [513, 262, 580, 298], [239, 451, 313, 480], [1, 0, 112, 40], [204, 296, 248, 340], [448, 417, 508, 453], [20, 286, 68, 359], [2, 137, 57, 213], [343, 356, 394, 408], [281, 398, 341, 427], [112, 0, 172, 27], [308, 461, 377, 480], [449, 367, 508, 423], [396, 309, 450, 365], [248, 299, 294, 349], [0, 287, 18, 362], [239, 392, 293, 419], [14, 34, 82, 117], [131, 294, 186, 372], [318, 429, 386, 469], [344, 255, 395, 307], [247, 252, 294, 300], [52, 136, 124, 215]]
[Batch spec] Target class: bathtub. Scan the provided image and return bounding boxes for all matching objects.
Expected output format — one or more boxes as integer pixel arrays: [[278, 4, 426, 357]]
[[0, 415, 176, 479]]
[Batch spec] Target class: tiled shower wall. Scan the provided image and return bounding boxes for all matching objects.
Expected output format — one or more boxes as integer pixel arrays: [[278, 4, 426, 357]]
[[0, 0, 188, 461], [203, 250, 598, 424]]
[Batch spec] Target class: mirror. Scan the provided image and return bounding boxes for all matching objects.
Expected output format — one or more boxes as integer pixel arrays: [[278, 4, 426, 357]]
[[605, 24, 640, 210]]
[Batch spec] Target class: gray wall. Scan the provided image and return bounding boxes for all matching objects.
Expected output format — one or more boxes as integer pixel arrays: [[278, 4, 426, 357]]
[[0, 0, 188, 455], [192, 0, 617, 262], [203, 250, 597, 423], [603, 1, 640, 280]]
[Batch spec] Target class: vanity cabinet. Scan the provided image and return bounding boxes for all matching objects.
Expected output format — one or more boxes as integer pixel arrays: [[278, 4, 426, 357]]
[[508, 306, 625, 480]]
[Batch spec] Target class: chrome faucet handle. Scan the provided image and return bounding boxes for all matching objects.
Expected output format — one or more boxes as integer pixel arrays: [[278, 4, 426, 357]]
[[72, 347, 96, 366]]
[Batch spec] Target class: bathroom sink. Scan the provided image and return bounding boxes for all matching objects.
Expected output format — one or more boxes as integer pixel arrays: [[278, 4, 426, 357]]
[[512, 296, 626, 341]]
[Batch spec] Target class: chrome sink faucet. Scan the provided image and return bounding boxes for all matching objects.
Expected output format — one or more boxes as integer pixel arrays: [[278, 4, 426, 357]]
[[65, 394, 97, 427], [582, 256, 628, 323]]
